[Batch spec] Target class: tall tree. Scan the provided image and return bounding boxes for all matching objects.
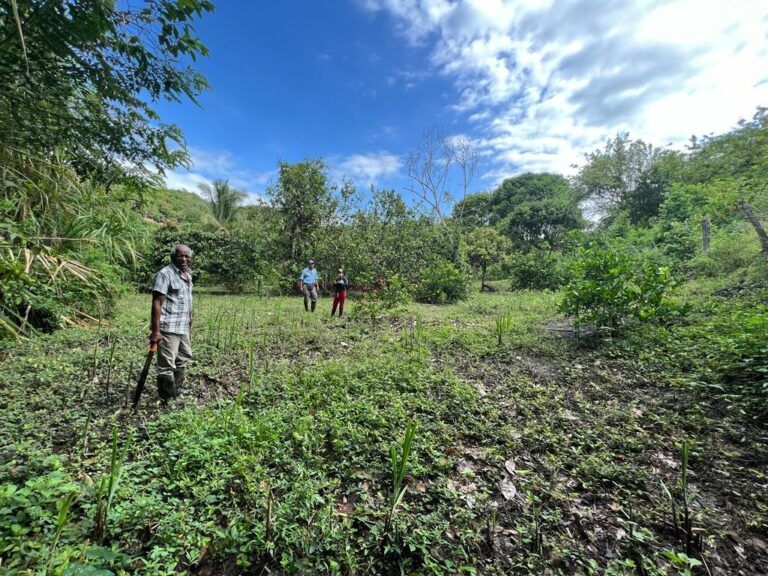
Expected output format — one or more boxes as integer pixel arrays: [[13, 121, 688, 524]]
[[268, 159, 337, 264], [198, 179, 247, 227], [0, 0, 213, 183], [489, 173, 583, 251], [405, 128, 479, 263], [575, 133, 682, 223]]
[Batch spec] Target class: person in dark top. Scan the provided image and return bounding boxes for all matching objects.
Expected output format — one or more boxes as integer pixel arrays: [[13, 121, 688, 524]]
[[331, 268, 348, 317]]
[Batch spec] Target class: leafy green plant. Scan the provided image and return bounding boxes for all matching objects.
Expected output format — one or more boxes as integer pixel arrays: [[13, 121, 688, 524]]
[[45, 491, 78, 574], [385, 422, 417, 537], [560, 242, 680, 335], [94, 428, 128, 543], [494, 311, 513, 346], [660, 440, 703, 558], [506, 248, 567, 290], [662, 549, 702, 576], [414, 262, 469, 305]]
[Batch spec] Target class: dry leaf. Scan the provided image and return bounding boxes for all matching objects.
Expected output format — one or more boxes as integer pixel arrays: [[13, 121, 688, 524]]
[[504, 458, 516, 475], [500, 477, 517, 500]]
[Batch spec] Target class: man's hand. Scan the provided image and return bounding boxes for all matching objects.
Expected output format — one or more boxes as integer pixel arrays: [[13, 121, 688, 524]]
[[149, 331, 164, 344]]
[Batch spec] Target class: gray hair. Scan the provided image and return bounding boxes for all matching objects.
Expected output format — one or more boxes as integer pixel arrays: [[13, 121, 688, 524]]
[[171, 244, 194, 257]]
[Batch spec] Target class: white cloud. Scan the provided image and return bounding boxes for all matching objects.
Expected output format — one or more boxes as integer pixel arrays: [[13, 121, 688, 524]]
[[335, 152, 403, 186], [359, 0, 768, 179], [164, 147, 274, 204]]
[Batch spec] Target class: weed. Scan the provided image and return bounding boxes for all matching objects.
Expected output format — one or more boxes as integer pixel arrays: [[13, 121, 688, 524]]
[[384, 421, 417, 538], [94, 427, 128, 543], [494, 311, 513, 345]]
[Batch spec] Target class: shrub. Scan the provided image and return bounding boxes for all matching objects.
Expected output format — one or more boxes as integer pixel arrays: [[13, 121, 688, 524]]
[[506, 249, 567, 290], [560, 243, 680, 335], [414, 262, 469, 305], [350, 274, 411, 324]]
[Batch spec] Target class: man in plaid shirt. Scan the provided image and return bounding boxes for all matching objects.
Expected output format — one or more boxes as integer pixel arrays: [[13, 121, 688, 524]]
[[150, 244, 193, 403]]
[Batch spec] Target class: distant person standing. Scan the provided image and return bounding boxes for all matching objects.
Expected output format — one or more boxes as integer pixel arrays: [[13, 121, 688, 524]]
[[150, 244, 193, 403], [331, 268, 348, 317], [299, 259, 319, 312]]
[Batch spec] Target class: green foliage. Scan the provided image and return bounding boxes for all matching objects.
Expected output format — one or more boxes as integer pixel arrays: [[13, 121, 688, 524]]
[[0, 0, 213, 183], [493, 311, 513, 345], [575, 133, 683, 223], [506, 248, 567, 291], [560, 243, 680, 334], [414, 262, 469, 305], [465, 227, 510, 288], [351, 273, 412, 324], [198, 178, 248, 227], [488, 173, 584, 251], [139, 227, 266, 292], [676, 301, 768, 420], [0, 151, 145, 337], [268, 159, 343, 265], [138, 187, 215, 227]]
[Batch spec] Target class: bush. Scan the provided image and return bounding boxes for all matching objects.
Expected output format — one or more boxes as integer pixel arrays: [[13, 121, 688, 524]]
[[350, 274, 411, 324], [560, 243, 681, 335], [414, 262, 469, 305], [686, 225, 762, 278], [506, 249, 567, 290]]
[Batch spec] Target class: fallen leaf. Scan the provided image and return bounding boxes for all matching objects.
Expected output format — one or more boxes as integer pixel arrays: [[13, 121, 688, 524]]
[[415, 481, 427, 493], [500, 477, 517, 500], [504, 458, 516, 475]]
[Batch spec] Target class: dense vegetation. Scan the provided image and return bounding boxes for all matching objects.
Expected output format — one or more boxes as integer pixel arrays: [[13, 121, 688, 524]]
[[1, 2, 767, 575]]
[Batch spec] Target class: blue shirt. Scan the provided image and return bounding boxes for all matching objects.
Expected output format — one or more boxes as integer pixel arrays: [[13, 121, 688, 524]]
[[300, 267, 318, 285]]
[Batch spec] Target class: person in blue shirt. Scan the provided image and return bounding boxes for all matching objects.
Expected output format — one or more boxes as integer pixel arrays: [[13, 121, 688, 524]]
[[299, 259, 319, 312]]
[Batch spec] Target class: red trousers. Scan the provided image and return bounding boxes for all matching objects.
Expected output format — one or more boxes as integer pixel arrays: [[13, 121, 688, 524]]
[[332, 290, 347, 315]]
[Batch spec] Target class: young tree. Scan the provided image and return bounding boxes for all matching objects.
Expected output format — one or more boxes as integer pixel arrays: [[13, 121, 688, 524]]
[[465, 227, 510, 291], [268, 159, 337, 264], [198, 179, 247, 227]]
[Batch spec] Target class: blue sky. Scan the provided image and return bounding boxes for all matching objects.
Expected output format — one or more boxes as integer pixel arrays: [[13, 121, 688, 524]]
[[160, 0, 768, 203]]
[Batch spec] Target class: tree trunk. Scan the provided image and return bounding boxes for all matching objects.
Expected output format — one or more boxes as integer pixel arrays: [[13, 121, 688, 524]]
[[701, 218, 710, 254], [481, 265, 486, 292], [737, 199, 768, 257]]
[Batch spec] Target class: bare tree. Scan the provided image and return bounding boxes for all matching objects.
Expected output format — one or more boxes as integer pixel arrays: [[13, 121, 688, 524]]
[[404, 128, 479, 262]]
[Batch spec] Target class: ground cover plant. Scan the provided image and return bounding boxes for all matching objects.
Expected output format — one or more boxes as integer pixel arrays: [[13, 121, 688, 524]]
[[1, 284, 766, 575]]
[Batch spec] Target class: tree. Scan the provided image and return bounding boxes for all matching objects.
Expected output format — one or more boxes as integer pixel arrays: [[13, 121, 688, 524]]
[[198, 179, 247, 227], [489, 173, 583, 251], [575, 133, 681, 223], [405, 128, 479, 263], [0, 0, 213, 183], [452, 191, 493, 231], [465, 227, 510, 291], [268, 159, 337, 264]]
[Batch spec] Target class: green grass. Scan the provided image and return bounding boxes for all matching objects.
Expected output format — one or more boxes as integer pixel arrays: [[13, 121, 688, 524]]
[[0, 287, 765, 575]]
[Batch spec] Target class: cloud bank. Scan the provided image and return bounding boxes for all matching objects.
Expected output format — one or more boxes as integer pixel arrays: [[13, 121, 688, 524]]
[[359, 0, 768, 179]]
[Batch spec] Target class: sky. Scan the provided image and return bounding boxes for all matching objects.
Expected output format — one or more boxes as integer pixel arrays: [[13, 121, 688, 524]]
[[158, 0, 768, 203]]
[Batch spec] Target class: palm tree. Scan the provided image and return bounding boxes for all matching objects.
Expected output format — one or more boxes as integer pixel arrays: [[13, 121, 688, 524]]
[[198, 179, 247, 226]]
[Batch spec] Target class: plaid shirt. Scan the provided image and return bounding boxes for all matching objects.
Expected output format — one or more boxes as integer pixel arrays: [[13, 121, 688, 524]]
[[153, 263, 193, 335]]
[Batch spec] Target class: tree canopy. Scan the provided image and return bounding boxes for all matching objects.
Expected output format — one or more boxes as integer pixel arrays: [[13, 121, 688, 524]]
[[0, 0, 213, 183]]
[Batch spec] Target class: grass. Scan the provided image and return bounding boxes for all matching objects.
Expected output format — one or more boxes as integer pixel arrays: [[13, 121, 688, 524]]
[[0, 287, 766, 574]]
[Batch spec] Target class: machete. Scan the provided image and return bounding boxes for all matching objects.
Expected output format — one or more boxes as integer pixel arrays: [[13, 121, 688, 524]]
[[132, 341, 158, 411]]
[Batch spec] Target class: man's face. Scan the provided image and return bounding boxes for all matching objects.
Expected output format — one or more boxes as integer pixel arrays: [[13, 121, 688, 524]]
[[308, 262, 315, 269], [172, 247, 192, 272]]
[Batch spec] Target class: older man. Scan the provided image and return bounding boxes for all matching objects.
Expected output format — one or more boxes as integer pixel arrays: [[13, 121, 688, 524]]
[[150, 244, 193, 402], [299, 258, 319, 312]]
